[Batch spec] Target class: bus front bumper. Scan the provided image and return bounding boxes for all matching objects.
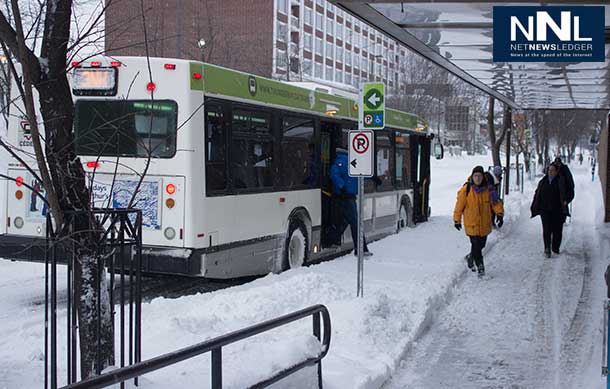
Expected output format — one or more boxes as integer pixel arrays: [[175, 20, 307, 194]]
[[0, 234, 203, 277]]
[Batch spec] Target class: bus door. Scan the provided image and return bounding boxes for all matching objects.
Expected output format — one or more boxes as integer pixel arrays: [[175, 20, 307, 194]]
[[411, 135, 432, 223], [320, 120, 342, 248]]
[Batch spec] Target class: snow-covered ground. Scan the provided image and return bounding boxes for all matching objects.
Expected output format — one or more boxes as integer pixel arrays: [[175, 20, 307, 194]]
[[0, 155, 607, 389]]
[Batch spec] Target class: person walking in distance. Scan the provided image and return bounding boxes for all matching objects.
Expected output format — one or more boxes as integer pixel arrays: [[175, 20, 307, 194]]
[[454, 166, 504, 277], [530, 162, 570, 258]]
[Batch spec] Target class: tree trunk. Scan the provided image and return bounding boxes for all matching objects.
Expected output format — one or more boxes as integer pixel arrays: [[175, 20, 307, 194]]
[[35, 0, 114, 375], [74, 252, 114, 377], [36, 77, 114, 379]]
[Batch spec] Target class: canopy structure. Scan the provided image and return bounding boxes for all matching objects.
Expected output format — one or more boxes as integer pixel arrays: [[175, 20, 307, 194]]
[[332, 1, 610, 110]]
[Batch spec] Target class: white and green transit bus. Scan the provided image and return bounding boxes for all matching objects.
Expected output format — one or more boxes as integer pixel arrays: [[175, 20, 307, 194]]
[[1, 57, 434, 278]]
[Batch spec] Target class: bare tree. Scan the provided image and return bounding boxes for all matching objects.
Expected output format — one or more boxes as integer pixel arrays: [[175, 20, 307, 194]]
[[0, 0, 113, 378], [486, 97, 510, 168]]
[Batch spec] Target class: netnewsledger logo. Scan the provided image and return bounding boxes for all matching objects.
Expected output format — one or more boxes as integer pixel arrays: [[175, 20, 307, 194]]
[[493, 6, 605, 62]]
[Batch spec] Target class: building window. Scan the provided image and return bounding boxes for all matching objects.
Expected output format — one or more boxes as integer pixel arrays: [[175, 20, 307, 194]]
[[336, 46, 343, 63], [281, 116, 317, 189], [303, 59, 312, 75], [304, 7, 313, 26], [315, 62, 323, 78], [346, 28, 352, 44], [231, 108, 274, 190], [345, 50, 351, 66], [277, 21, 287, 42], [345, 72, 352, 86], [335, 69, 342, 83], [337, 23, 343, 40], [325, 64, 333, 81], [326, 41, 333, 59], [316, 11, 323, 30], [277, 0, 288, 15], [326, 17, 333, 35], [304, 33, 313, 52], [277, 50, 287, 69], [315, 36, 323, 56]]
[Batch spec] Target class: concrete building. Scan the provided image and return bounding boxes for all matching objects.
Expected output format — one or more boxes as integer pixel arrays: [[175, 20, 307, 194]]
[[105, 0, 417, 96]]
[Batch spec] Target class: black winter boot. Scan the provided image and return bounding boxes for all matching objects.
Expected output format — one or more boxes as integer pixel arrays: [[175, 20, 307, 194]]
[[465, 254, 476, 272]]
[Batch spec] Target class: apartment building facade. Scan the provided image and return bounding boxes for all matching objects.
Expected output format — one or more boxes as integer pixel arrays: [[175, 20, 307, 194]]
[[105, 0, 416, 96]]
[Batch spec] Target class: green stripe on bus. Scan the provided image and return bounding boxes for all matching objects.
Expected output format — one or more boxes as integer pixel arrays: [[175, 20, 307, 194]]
[[195, 62, 426, 131], [190, 62, 204, 91]]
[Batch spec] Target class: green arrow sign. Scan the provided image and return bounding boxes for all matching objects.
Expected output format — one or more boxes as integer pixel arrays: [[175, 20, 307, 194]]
[[359, 82, 385, 130]]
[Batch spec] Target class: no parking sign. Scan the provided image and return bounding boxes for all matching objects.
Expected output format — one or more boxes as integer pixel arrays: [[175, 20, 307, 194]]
[[348, 130, 373, 177]]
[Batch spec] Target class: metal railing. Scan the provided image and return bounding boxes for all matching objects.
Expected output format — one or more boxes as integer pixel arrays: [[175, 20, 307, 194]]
[[60, 304, 331, 389], [46, 208, 142, 389]]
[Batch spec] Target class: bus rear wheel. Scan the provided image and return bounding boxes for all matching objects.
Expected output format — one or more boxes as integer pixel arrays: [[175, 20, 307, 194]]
[[398, 200, 413, 231], [282, 218, 309, 271]]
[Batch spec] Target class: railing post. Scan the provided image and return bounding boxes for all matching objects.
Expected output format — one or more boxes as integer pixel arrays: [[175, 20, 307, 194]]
[[313, 312, 322, 389], [212, 348, 222, 389], [602, 265, 610, 389]]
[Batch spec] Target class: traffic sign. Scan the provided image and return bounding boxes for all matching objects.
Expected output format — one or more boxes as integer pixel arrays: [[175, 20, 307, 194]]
[[348, 130, 374, 177], [359, 82, 385, 130]]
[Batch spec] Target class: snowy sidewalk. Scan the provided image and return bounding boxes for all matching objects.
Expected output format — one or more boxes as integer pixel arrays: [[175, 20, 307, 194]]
[[384, 163, 608, 389]]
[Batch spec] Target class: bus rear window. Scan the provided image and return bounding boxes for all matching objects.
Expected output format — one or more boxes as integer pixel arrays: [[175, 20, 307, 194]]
[[74, 100, 178, 158]]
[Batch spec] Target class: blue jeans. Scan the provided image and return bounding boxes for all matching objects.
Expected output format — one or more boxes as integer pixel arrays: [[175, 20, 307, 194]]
[[336, 198, 368, 253]]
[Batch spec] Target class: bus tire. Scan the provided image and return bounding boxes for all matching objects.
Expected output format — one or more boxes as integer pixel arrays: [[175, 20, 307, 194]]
[[398, 199, 414, 232], [282, 218, 309, 271]]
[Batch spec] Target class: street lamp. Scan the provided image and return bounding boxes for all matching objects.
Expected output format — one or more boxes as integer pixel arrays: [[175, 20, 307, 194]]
[[197, 38, 206, 62]]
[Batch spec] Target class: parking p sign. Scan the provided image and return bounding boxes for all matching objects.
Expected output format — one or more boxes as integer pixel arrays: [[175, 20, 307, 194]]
[[359, 82, 385, 130]]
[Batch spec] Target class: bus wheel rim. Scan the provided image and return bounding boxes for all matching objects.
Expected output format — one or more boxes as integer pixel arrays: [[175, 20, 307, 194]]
[[288, 231, 304, 268], [399, 206, 407, 229]]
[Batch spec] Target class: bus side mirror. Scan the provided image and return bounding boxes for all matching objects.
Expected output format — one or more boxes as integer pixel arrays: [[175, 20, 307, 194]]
[[434, 143, 444, 160]]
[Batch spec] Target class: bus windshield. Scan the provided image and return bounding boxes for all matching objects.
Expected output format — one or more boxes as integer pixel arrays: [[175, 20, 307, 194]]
[[74, 100, 178, 158]]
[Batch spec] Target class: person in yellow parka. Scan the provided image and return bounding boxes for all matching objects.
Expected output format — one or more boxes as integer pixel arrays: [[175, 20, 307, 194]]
[[453, 165, 505, 277]]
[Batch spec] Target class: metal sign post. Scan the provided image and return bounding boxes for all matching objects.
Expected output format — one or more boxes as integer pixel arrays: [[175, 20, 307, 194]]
[[357, 177, 364, 297], [348, 130, 373, 298], [351, 81, 384, 298]]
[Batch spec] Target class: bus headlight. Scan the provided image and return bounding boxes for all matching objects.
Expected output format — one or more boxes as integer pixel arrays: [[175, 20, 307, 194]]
[[14, 217, 24, 229], [164, 227, 176, 240]]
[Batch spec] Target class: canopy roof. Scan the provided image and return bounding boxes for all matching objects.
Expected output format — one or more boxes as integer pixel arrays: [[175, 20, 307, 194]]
[[332, 1, 610, 109]]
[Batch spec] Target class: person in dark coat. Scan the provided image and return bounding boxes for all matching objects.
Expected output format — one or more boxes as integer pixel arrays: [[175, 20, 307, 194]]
[[330, 148, 372, 256], [553, 156, 574, 204], [531, 162, 570, 258]]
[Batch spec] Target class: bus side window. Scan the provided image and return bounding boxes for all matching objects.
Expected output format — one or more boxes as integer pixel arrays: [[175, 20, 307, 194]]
[[205, 103, 227, 193], [395, 133, 410, 189], [281, 115, 316, 189], [231, 108, 274, 191], [376, 130, 395, 191]]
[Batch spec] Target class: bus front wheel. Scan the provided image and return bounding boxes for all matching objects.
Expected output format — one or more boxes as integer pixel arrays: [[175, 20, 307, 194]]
[[282, 218, 309, 271]]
